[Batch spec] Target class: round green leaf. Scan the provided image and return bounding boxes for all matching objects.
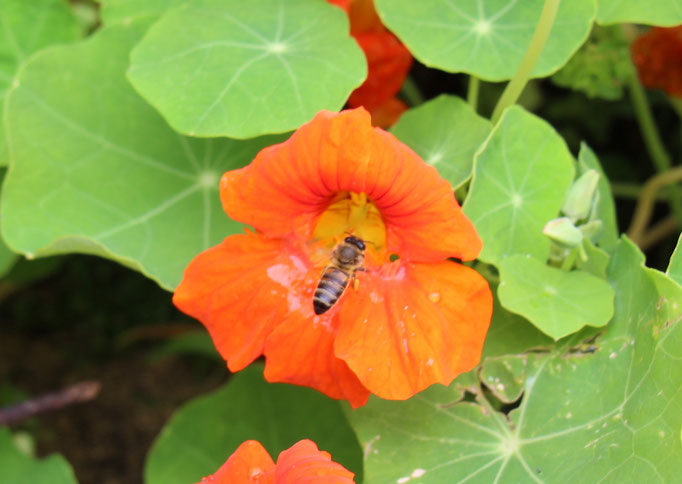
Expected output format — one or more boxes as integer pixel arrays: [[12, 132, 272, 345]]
[[462, 106, 575, 266], [145, 365, 362, 484], [348, 238, 682, 484], [127, 0, 366, 138], [498, 255, 615, 340], [0, 428, 78, 484], [596, 0, 682, 26], [390, 95, 491, 189], [375, 0, 595, 81], [0, 0, 80, 166], [2, 22, 283, 290]]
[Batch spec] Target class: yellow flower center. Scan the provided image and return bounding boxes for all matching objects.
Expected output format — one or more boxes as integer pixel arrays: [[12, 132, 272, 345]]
[[312, 192, 387, 266]]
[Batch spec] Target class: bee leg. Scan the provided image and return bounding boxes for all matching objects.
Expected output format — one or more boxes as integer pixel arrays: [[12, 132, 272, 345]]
[[353, 277, 360, 291]]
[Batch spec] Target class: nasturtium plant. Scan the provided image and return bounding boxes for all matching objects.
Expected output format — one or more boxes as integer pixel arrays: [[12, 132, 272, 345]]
[[1, 1, 681, 482], [462, 106, 575, 266], [0, 428, 78, 484], [2, 22, 283, 290], [375, 0, 595, 80], [127, 0, 366, 138], [390, 95, 491, 189]]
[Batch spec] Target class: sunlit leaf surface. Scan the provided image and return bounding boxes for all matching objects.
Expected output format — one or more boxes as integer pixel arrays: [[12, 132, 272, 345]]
[[498, 255, 615, 340], [145, 365, 362, 484], [348, 238, 682, 484], [2, 23, 282, 290], [0, 0, 80, 165], [462, 106, 575, 266], [596, 0, 682, 26], [127, 0, 366, 138], [0, 428, 78, 484], [390, 95, 491, 189], [375, 0, 594, 81]]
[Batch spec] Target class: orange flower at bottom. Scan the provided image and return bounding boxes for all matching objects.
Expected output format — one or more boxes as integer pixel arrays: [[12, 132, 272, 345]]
[[197, 440, 354, 484], [174, 108, 493, 408]]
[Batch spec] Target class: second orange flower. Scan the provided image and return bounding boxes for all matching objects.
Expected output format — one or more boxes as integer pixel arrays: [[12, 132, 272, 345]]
[[174, 108, 493, 407]]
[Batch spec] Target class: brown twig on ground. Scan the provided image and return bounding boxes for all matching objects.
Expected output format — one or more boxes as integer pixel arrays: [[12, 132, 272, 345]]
[[0, 381, 101, 426]]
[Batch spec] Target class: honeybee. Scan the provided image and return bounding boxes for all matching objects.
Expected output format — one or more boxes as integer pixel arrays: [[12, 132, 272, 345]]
[[313, 235, 366, 315]]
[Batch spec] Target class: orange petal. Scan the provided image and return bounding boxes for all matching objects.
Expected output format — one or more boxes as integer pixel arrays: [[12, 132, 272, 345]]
[[199, 440, 275, 484], [347, 31, 413, 110], [220, 108, 482, 262], [173, 232, 311, 372], [335, 261, 492, 400], [274, 440, 355, 484], [263, 306, 370, 408]]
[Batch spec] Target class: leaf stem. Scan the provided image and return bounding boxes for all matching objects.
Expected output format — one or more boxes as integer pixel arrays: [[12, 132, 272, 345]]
[[490, 0, 560, 124], [639, 215, 679, 251], [467, 75, 480, 112], [627, 73, 682, 223], [400, 76, 424, 106], [627, 166, 682, 245], [611, 182, 667, 200]]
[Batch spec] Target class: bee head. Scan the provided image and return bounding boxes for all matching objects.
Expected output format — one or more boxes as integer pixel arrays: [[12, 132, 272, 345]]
[[344, 235, 365, 251]]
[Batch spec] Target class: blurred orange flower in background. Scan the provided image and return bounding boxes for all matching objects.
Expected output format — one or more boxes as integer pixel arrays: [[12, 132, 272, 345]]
[[328, 0, 413, 127], [174, 108, 492, 408], [196, 439, 355, 484], [631, 25, 682, 97]]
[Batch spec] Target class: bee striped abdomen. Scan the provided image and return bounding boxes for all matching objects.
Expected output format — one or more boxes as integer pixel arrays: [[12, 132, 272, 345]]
[[313, 267, 350, 315]]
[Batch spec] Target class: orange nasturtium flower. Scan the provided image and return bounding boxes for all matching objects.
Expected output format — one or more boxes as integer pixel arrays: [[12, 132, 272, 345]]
[[196, 439, 355, 483], [174, 108, 493, 408], [328, 0, 413, 127], [631, 26, 682, 97]]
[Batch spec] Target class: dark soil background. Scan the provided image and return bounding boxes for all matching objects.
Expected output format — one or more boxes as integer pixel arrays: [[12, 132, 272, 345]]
[[0, 53, 680, 484]]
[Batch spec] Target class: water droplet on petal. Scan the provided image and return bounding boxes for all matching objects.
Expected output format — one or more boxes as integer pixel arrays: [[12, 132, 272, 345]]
[[428, 292, 441, 303]]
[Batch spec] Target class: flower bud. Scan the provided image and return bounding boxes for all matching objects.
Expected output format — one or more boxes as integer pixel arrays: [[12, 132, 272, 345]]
[[543, 217, 584, 248], [562, 169, 600, 222]]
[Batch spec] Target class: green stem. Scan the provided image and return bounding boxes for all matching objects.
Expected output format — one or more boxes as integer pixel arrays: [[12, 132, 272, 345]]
[[627, 166, 682, 245], [490, 0, 559, 124], [400, 76, 425, 107], [627, 73, 682, 223], [611, 182, 667, 200], [467, 75, 480, 112]]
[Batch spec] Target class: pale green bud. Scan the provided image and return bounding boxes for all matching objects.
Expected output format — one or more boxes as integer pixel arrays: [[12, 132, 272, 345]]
[[562, 169, 599, 222], [543, 217, 584, 248]]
